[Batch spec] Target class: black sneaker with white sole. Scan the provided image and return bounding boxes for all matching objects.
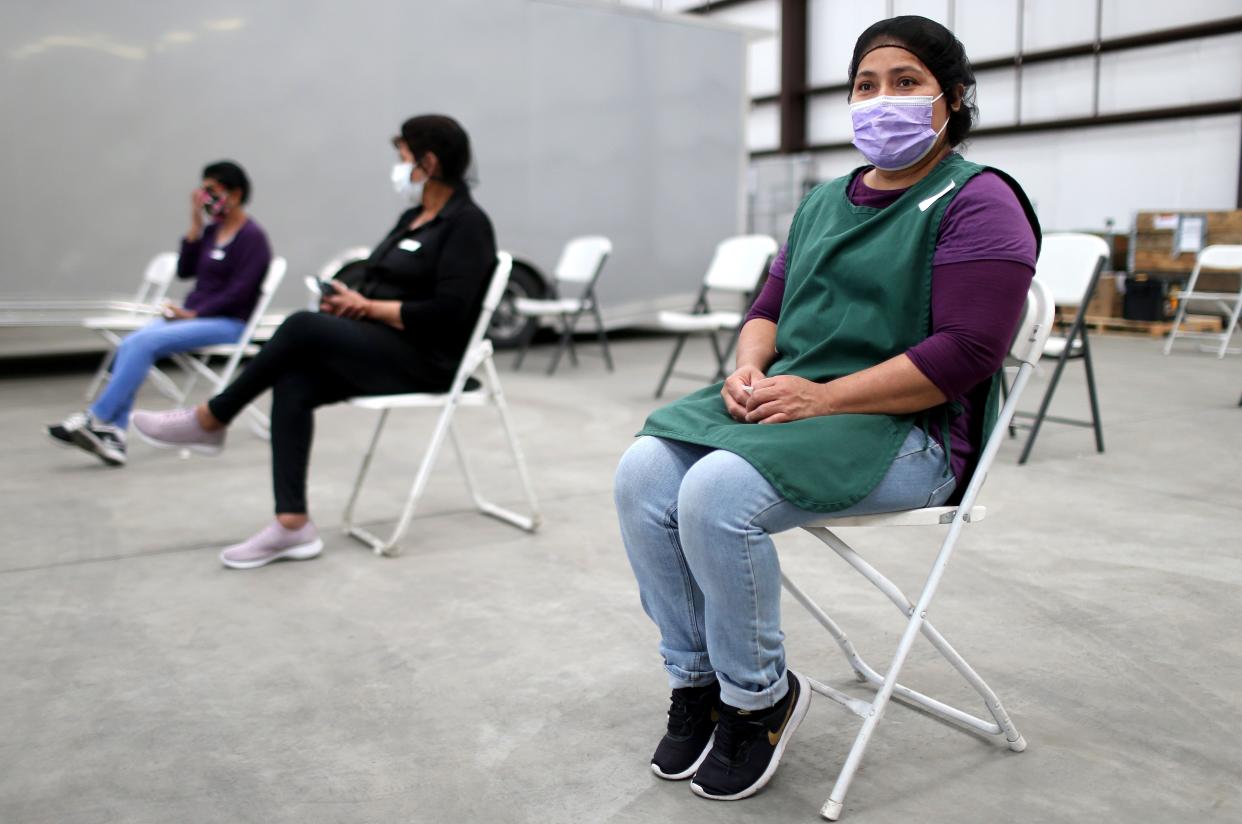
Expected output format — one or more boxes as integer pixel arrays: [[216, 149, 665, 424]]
[[69, 417, 127, 466], [651, 680, 720, 780], [46, 411, 90, 448], [690, 669, 810, 801]]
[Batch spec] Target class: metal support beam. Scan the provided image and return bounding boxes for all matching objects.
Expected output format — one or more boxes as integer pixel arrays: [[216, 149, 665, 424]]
[[779, 0, 807, 154]]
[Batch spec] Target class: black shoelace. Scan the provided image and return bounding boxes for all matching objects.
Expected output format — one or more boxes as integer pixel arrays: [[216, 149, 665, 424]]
[[711, 712, 765, 765], [667, 692, 710, 737]]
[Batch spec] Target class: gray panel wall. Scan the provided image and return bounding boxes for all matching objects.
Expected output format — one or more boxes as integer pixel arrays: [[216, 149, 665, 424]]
[[0, 0, 746, 323]]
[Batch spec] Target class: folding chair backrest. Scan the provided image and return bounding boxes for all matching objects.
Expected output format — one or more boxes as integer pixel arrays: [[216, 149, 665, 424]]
[[444, 252, 513, 390], [1006, 278, 1056, 368], [318, 246, 372, 281], [134, 252, 179, 306], [1195, 244, 1242, 276], [206, 256, 286, 391], [554, 236, 611, 286], [703, 235, 779, 292], [1033, 232, 1109, 307]]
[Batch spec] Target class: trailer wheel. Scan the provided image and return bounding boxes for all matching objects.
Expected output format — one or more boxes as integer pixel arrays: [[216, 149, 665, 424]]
[[488, 260, 545, 350]]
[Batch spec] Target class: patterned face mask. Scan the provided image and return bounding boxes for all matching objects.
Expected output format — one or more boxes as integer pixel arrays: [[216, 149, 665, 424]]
[[199, 188, 229, 220], [849, 92, 947, 171]]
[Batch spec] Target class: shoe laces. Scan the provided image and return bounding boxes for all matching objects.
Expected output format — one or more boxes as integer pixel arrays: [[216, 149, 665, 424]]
[[711, 710, 766, 765], [666, 690, 711, 737]]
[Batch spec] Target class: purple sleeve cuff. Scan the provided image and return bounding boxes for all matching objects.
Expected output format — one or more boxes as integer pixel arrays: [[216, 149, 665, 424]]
[[744, 243, 787, 325], [907, 259, 1034, 399]]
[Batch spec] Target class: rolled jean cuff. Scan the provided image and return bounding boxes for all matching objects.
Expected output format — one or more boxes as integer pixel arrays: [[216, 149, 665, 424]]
[[664, 663, 718, 691], [719, 670, 789, 711]]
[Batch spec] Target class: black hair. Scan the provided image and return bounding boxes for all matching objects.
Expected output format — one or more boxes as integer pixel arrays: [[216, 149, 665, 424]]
[[397, 114, 472, 185], [201, 160, 251, 204], [847, 15, 977, 147]]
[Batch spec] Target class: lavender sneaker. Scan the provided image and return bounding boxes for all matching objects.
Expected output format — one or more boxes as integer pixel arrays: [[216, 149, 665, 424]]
[[220, 521, 323, 570], [131, 407, 225, 455]]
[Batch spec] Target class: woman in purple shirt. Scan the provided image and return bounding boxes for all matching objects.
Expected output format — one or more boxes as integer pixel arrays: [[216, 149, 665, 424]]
[[614, 16, 1039, 801], [47, 161, 272, 467]]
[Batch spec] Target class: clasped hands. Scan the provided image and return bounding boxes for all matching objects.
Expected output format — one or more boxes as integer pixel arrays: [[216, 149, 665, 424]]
[[721, 365, 835, 424], [319, 281, 372, 320]]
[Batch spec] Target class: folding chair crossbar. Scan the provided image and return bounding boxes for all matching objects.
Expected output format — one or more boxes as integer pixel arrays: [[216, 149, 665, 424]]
[[781, 280, 1053, 820]]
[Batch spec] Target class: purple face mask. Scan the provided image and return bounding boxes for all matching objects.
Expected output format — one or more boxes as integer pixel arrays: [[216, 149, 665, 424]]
[[849, 93, 946, 171]]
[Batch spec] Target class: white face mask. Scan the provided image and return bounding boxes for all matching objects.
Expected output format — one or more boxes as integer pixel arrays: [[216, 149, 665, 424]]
[[390, 162, 422, 202]]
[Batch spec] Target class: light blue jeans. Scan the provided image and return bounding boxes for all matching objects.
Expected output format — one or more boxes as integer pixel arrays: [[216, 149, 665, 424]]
[[90, 317, 245, 428], [613, 426, 956, 711]]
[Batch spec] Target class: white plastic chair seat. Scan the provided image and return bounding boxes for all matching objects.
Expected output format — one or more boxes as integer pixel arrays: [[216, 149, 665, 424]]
[[348, 387, 489, 410], [656, 309, 743, 333], [805, 505, 986, 529], [81, 312, 163, 331], [1042, 336, 1084, 357], [514, 297, 584, 315], [194, 343, 261, 357]]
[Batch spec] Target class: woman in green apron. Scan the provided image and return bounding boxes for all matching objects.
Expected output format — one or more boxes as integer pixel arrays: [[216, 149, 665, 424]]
[[614, 15, 1041, 801]]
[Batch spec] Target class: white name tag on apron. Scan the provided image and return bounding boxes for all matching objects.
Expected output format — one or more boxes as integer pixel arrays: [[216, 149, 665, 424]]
[[210, 248, 226, 261], [398, 239, 422, 253]]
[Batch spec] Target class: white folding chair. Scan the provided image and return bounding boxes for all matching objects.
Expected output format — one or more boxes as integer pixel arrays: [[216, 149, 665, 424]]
[[653, 234, 777, 398], [79, 252, 181, 401], [1009, 232, 1109, 464], [1162, 244, 1242, 359], [512, 236, 613, 375], [341, 252, 541, 557], [780, 280, 1054, 821], [168, 256, 288, 433]]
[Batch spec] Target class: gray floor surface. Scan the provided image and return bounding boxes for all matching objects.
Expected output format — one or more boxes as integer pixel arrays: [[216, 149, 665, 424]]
[[1, 334, 1240, 824]]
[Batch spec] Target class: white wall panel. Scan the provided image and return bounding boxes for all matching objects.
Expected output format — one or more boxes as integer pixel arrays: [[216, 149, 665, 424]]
[[1098, 33, 1242, 113], [748, 102, 781, 151], [807, 93, 854, 145], [808, 0, 887, 86], [973, 67, 1017, 127], [1022, 0, 1096, 51], [814, 147, 868, 188], [1101, 0, 1242, 38], [953, 0, 1018, 62], [965, 115, 1241, 231], [707, 0, 780, 97], [1019, 56, 1096, 122], [893, 0, 951, 27]]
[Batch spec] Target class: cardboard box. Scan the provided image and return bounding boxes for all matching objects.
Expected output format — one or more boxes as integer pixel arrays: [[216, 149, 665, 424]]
[[1085, 273, 1123, 318]]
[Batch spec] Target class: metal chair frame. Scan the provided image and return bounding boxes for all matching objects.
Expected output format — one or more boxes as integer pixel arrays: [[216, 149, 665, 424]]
[[341, 253, 541, 557], [653, 235, 777, 398], [1162, 244, 1242, 359], [781, 280, 1054, 820], [1010, 233, 1109, 464], [513, 236, 613, 375]]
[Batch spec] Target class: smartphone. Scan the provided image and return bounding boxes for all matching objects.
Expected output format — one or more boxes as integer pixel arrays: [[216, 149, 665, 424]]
[[304, 276, 338, 298]]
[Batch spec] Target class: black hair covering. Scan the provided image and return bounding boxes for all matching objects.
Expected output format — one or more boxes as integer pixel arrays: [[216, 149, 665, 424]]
[[847, 16, 978, 146], [399, 114, 472, 186], [201, 160, 251, 204]]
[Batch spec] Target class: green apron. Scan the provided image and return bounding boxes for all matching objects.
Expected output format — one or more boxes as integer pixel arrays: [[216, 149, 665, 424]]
[[640, 153, 1038, 513]]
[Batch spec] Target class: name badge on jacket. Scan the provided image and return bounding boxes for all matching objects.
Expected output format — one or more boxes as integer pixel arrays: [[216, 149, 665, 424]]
[[210, 248, 226, 261], [398, 239, 422, 253]]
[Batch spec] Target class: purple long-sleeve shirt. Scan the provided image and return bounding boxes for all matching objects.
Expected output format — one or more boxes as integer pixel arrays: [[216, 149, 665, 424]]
[[179, 218, 272, 320], [745, 169, 1036, 483]]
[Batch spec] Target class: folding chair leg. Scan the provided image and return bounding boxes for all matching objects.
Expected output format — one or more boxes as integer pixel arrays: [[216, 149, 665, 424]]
[[513, 324, 534, 370], [591, 303, 614, 371], [1217, 301, 1242, 359], [1079, 331, 1105, 453], [1017, 344, 1073, 464], [654, 334, 690, 399], [483, 353, 541, 529], [341, 408, 391, 532], [84, 342, 119, 401], [1163, 297, 1190, 355], [718, 330, 740, 381], [547, 312, 580, 375]]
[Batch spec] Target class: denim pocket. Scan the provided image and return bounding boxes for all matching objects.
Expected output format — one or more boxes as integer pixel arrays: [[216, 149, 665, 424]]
[[924, 475, 957, 508]]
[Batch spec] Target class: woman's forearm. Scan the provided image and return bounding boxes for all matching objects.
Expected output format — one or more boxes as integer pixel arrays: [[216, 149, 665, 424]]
[[736, 318, 778, 372], [822, 353, 947, 415], [365, 299, 405, 330]]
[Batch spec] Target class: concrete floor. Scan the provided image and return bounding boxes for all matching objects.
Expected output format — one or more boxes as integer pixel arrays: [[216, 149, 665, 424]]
[[1, 334, 1240, 824]]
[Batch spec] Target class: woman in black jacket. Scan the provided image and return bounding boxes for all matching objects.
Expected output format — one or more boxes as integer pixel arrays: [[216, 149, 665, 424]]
[[133, 114, 498, 569]]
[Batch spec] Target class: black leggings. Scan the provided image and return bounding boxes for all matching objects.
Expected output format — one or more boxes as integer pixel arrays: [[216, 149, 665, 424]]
[[208, 311, 452, 514]]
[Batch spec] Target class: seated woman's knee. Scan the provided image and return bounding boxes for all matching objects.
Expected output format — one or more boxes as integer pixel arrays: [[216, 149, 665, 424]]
[[676, 450, 765, 529], [614, 436, 666, 510]]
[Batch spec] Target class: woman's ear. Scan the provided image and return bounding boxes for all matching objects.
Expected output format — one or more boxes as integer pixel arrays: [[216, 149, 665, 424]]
[[420, 150, 441, 179], [951, 83, 965, 112]]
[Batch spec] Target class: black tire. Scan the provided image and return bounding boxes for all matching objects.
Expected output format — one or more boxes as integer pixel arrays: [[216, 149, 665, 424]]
[[488, 260, 546, 350]]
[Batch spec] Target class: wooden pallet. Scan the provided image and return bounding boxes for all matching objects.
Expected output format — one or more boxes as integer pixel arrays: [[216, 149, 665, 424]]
[[1082, 314, 1223, 337]]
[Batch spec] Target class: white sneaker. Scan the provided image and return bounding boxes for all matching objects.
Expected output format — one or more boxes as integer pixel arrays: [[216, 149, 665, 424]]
[[220, 521, 323, 570]]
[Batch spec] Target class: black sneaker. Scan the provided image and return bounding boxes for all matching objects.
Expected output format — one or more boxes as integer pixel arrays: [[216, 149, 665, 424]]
[[70, 415, 127, 466], [651, 680, 720, 780], [690, 669, 810, 801]]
